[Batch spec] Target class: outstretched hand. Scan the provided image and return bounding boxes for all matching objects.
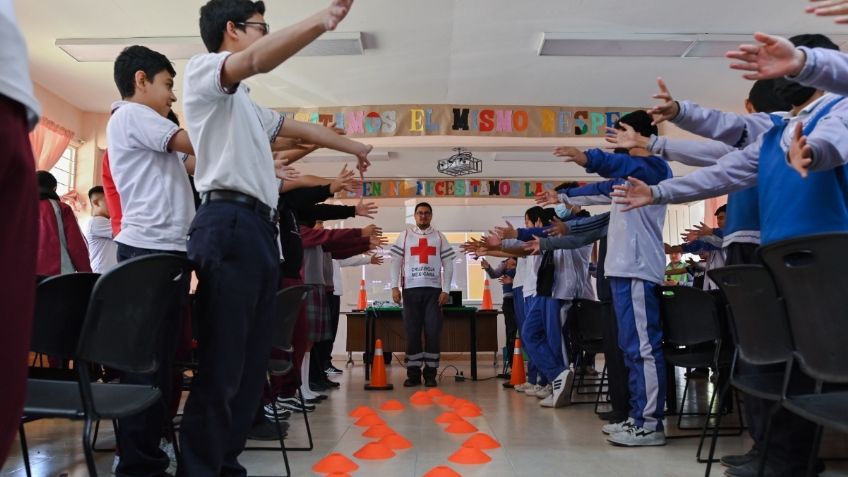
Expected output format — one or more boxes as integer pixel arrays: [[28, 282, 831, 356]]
[[546, 216, 569, 237], [523, 235, 542, 255], [726, 32, 805, 80], [535, 188, 560, 206], [605, 122, 649, 150], [807, 0, 848, 23], [610, 176, 653, 211], [553, 146, 588, 166], [646, 77, 679, 125], [324, 0, 353, 31], [494, 221, 517, 239], [788, 122, 813, 178], [355, 198, 378, 219]]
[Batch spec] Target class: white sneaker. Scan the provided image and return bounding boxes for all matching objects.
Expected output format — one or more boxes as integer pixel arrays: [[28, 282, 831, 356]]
[[524, 384, 543, 397], [159, 438, 177, 474], [111, 455, 119, 474], [602, 417, 635, 435], [607, 426, 667, 447], [534, 384, 552, 399], [513, 382, 531, 393], [540, 369, 573, 408]]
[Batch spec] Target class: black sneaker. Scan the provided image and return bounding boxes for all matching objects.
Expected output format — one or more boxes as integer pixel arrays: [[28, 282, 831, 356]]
[[263, 403, 293, 420], [424, 376, 438, 387], [720, 448, 760, 468], [276, 396, 315, 413], [403, 377, 421, 387], [325, 366, 343, 375]]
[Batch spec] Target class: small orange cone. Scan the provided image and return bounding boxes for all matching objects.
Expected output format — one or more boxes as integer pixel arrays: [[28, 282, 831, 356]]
[[364, 339, 393, 391], [353, 442, 395, 460], [444, 419, 478, 434], [422, 466, 463, 477], [362, 424, 395, 438], [449, 398, 470, 410], [349, 406, 377, 418], [410, 391, 433, 406], [481, 279, 493, 310], [326, 473, 352, 477], [378, 433, 413, 450], [508, 338, 527, 387], [357, 279, 368, 310], [448, 446, 492, 465], [426, 388, 445, 397], [455, 405, 482, 418], [462, 433, 501, 450], [380, 399, 405, 412], [354, 414, 384, 427], [312, 452, 359, 473], [436, 395, 457, 407], [435, 411, 462, 424]]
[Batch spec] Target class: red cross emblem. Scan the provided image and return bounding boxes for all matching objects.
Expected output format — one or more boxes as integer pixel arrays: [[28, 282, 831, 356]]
[[410, 238, 437, 264]]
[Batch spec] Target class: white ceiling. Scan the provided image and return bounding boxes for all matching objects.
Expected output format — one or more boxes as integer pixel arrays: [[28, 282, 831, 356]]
[[14, 0, 843, 179]]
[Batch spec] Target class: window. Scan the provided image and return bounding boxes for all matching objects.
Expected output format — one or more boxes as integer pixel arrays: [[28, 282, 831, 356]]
[[49, 146, 76, 196]]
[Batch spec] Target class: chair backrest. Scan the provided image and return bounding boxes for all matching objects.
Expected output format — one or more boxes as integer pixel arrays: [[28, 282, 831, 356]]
[[30, 273, 100, 358], [570, 299, 605, 343], [707, 265, 793, 366], [272, 285, 311, 350], [657, 285, 721, 347], [759, 233, 848, 384], [76, 254, 193, 374]]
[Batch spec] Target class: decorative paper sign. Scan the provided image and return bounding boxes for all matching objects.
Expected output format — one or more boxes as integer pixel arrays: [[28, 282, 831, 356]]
[[277, 105, 639, 138], [338, 179, 586, 199]]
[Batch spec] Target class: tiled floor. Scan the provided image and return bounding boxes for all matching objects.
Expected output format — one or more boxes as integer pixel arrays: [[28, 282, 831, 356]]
[[4, 360, 848, 476]]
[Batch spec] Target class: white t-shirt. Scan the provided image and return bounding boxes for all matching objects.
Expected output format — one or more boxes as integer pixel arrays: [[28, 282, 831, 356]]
[[86, 216, 117, 273], [183, 51, 284, 209], [107, 101, 195, 251], [0, 0, 40, 129]]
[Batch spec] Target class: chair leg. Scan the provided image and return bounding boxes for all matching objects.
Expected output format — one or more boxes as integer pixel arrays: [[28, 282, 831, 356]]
[[19, 423, 32, 477], [696, 375, 723, 463], [594, 364, 608, 415], [757, 401, 782, 477], [284, 391, 314, 451], [677, 373, 691, 428], [805, 425, 823, 477], [82, 417, 99, 477], [271, 398, 291, 477], [703, 385, 731, 477]]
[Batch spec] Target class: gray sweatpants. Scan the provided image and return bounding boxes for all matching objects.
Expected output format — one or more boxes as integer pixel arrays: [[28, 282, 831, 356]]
[[402, 287, 443, 377]]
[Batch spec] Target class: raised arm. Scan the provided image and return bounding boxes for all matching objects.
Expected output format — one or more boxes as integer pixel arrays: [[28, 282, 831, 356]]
[[220, 1, 352, 87]]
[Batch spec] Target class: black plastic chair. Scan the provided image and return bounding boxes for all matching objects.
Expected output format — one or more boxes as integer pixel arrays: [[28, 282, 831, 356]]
[[19, 272, 100, 476], [703, 265, 794, 477], [20, 255, 192, 476], [760, 234, 848, 477], [658, 286, 741, 461], [567, 299, 608, 409], [244, 285, 311, 477]]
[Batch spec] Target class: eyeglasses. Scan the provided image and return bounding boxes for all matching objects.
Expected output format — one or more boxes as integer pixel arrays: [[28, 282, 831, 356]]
[[236, 21, 270, 36]]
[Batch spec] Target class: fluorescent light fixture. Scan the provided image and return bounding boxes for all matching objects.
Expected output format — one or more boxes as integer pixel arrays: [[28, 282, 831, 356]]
[[301, 151, 389, 163], [539, 32, 848, 58], [538, 32, 695, 57], [56, 32, 363, 62]]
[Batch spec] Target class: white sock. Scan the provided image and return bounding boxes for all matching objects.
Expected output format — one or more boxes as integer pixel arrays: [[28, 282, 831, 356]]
[[300, 352, 317, 398]]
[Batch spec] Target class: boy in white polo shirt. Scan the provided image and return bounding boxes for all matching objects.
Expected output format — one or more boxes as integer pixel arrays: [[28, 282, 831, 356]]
[[106, 45, 196, 477], [179, 1, 370, 475]]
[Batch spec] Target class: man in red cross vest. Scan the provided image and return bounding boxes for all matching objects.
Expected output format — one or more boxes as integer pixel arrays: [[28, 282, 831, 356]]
[[389, 202, 456, 387]]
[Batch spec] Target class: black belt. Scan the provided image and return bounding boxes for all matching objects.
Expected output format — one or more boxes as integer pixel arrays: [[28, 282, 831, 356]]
[[202, 190, 278, 222]]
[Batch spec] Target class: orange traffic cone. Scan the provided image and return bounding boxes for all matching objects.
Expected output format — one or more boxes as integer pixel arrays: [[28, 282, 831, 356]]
[[365, 339, 393, 391], [357, 279, 368, 310], [353, 442, 395, 460], [508, 338, 526, 387], [481, 279, 493, 310], [462, 433, 501, 450], [312, 453, 359, 473], [448, 446, 492, 464]]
